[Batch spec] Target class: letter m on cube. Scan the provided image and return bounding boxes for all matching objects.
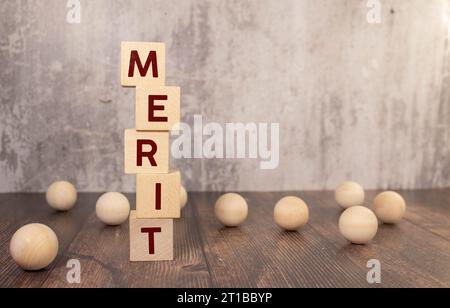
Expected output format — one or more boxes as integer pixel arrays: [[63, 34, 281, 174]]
[[121, 42, 165, 87]]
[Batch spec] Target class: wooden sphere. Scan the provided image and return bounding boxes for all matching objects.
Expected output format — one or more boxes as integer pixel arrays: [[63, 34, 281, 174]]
[[96, 192, 131, 226], [180, 186, 188, 209], [214, 193, 248, 227], [373, 191, 406, 224], [46, 181, 77, 211], [274, 196, 309, 231], [335, 181, 365, 209], [10, 224, 59, 271], [339, 206, 378, 244]]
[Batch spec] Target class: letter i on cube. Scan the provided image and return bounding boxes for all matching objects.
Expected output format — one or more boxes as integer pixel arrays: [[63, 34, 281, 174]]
[[121, 41, 181, 261]]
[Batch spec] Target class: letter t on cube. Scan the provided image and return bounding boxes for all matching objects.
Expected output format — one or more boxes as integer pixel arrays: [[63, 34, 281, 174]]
[[129, 211, 174, 261]]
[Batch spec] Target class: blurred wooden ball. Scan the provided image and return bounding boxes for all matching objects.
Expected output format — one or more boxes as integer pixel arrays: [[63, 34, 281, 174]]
[[180, 186, 188, 209], [335, 181, 365, 209], [96, 192, 131, 226], [46, 181, 77, 211], [10, 224, 59, 271], [339, 206, 378, 244], [274, 196, 309, 231], [214, 193, 248, 227], [373, 191, 406, 224]]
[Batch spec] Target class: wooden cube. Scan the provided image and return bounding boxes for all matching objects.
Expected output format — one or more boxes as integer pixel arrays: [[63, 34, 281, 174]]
[[136, 86, 180, 131], [124, 129, 169, 174], [121, 42, 165, 87], [136, 171, 181, 219], [129, 211, 173, 261]]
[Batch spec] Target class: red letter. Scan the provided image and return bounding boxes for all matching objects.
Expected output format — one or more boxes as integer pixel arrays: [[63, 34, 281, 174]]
[[155, 183, 162, 210], [148, 95, 168, 122], [137, 140, 157, 166], [128, 50, 159, 78], [141, 227, 162, 255]]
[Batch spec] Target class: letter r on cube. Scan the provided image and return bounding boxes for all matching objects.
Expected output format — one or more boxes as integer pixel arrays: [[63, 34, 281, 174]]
[[124, 129, 169, 174]]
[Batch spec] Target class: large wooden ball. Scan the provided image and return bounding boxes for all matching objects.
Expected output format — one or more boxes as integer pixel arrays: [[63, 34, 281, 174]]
[[180, 186, 188, 209], [96, 192, 131, 226], [214, 193, 248, 227], [10, 224, 59, 271], [339, 206, 378, 244], [335, 181, 365, 209], [274, 196, 309, 231], [46, 181, 77, 211], [372, 191, 406, 224]]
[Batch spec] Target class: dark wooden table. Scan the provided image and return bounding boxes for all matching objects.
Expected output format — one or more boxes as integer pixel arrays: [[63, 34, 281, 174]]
[[1, 190, 450, 288]]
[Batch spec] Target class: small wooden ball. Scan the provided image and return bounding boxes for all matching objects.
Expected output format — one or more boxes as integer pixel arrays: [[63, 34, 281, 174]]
[[339, 206, 378, 244], [214, 193, 248, 227], [10, 224, 59, 271], [46, 181, 77, 211], [335, 181, 365, 209], [372, 191, 406, 224], [274, 196, 309, 231], [180, 186, 188, 209], [96, 192, 131, 226]]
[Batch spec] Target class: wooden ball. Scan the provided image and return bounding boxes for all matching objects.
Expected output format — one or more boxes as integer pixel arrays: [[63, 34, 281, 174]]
[[96, 192, 131, 226], [46, 181, 77, 211], [214, 193, 248, 227], [274, 196, 309, 231], [180, 186, 188, 209], [10, 224, 59, 271], [339, 206, 378, 244], [373, 191, 406, 224], [335, 181, 365, 209]]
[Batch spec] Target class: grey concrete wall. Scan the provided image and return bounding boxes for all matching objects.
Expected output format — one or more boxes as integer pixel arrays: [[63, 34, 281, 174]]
[[1, 0, 450, 192]]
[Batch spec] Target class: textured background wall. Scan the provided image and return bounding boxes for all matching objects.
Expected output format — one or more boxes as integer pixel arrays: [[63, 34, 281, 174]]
[[1, 0, 450, 193]]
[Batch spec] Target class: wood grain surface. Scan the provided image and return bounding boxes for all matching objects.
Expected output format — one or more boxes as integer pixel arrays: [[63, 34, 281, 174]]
[[1, 190, 450, 288]]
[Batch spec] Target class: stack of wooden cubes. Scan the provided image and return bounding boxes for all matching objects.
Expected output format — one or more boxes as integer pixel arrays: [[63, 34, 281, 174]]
[[121, 42, 181, 261]]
